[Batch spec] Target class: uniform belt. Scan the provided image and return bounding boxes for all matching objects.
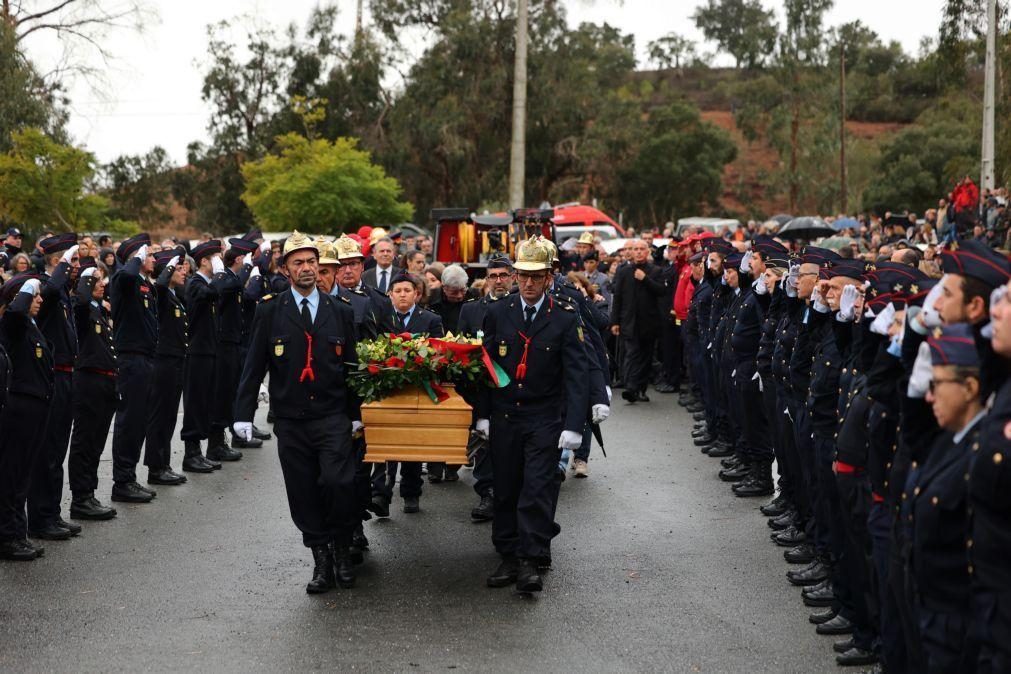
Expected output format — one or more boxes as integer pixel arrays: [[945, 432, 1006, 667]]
[[54, 364, 74, 373], [872, 492, 885, 503], [832, 461, 864, 474], [80, 367, 117, 379]]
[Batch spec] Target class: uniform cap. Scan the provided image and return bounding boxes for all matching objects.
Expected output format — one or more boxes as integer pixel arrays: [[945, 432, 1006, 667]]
[[0, 273, 42, 306], [334, 234, 364, 261], [487, 254, 513, 271], [5, 227, 22, 237], [689, 252, 705, 263], [826, 259, 871, 280], [241, 228, 263, 242], [725, 251, 744, 269], [753, 235, 790, 269], [800, 246, 841, 268], [864, 263, 928, 310], [115, 233, 150, 262], [191, 239, 223, 263], [703, 237, 733, 256], [40, 232, 79, 256], [927, 322, 980, 367], [228, 237, 258, 255], [281, 230, 318, 261], [938, 239, 1011, 290], [513, 237, 553, 271]]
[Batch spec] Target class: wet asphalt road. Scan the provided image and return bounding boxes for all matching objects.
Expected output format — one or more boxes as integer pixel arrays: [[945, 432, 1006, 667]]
[[0, 391, 840, 673]]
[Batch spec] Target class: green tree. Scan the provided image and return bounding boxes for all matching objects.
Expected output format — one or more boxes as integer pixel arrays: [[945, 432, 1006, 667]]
[[647, 33, 698, 70], [240, 133, 413, 232], [0, 128, 106, 231], [692, 0, 777, 69], [102, 146, 174, 225], [0, 22, 67, 151], [617, 103, 737, 224]]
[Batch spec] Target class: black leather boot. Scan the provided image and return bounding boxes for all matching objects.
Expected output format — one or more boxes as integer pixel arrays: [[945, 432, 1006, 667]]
[[306, 545, 335, 594], [471, 490, 494, 522], [207, 431, 242, 462], [333, 544, 355, 589]]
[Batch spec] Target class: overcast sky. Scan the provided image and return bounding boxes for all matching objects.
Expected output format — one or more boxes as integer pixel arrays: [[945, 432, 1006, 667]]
[[27, 0, 945, 165]]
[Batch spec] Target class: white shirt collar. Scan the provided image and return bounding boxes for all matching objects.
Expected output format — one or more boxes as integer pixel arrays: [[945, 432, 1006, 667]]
[[954, 409, 987, 444]]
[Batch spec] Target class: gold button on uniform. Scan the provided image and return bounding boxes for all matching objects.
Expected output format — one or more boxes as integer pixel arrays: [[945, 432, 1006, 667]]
[[995, 452, 1004, 465]]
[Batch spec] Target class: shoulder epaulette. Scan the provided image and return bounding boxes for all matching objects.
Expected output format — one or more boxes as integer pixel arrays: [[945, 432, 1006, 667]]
[[558, 302, 575, 312], [465, 297, 478, 303], [353, 288, 367, 296], [338, 294, 352, 304], [260, 294, 274, 302]]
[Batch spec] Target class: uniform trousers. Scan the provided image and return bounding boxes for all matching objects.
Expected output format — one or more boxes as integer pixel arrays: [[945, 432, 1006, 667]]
[[490, 409, 563, 560], [621, 334, 655, 395], [27, 370, 73, 528], [144, 355, 184, 470], [734, 362, 773, 462], [813, 435, 859, 625], [373, 461, 423, 501], [684, 330, 703, 397], [212, 341, 240, 432], [836, 471, 879, 652], [918, 606, 977, 674], [775, 382, 805, 516], [869, 501, 908, 674], [274, 413, 356, 547], [111, 354, 153, 484], [352, 437, 371, 519], [181, 353, 216, 446], [67, 371, 117, 496], [0, 394, 50, 541], [790, 406, 824, 555]]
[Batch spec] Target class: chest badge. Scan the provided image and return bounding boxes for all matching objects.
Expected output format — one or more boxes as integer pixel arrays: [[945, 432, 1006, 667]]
[[35, 345, 42, 359], [335, 344, 342, 357], [143, 299, 149, 309], [274, 343, 284, 357], [577, 326, 584, 343], [95, 324, 102, 334], [175, 307, 182, 318], [499, 343, 508, 357]]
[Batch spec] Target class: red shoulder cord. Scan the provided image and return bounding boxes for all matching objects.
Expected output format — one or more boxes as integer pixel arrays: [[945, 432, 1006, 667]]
[[299, 330, 315, 382]]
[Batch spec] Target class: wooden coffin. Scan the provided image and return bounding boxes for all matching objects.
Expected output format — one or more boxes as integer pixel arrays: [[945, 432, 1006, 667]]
[[361, 385, 472, 463]]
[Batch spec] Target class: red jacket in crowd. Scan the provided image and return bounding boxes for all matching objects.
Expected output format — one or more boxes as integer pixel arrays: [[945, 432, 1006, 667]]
[[953, 179, 980, 214], [672, 264, 694, 322]]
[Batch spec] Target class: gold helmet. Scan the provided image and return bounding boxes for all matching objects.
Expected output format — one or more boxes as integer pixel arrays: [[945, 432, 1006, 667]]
[[513, 236, 553, 271], [537, 235, 559, 264], [369, 227, 388, 244], [334, 234, 364, 261], [315, 237, 338, 265], [282, 230, 318, 261], [577, 231, 595, 245]]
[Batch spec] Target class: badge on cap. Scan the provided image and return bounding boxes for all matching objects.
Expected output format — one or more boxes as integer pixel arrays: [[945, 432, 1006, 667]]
[[499, 343, 508, 357]]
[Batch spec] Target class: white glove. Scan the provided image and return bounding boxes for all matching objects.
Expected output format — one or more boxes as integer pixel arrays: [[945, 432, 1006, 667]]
[[751, 370, 764, 393], [811, 286, 830, 313], [785, 263, 799, 297], [740, 250, 753, 274], [913, 281, 944, 332], [233, 421, 253, 441], [61, 244, 79, 264], [605, 385, 613, 403], [133, 244, 148, 262], [837, 284, 860, 321], [907, 341, 933, 398], [81, 266, 97, 278], [167, 255, 180, 268], [559, 430, 583, 450], [990, 284, 1007, 322], [210, 255, 225, 274], [752, 277, 767, 295], [241, 253, 252, 267], [351, 420, 364, 436], [257, 383, 269, 404], [475, 419, 490, 437], [870, 302, 896, 336], [259, 240, 271, 253], [19, 278, 41, 296], [705, 256, 711, 270], [591, 404, 610, 424], [249, 265, 261, 279]]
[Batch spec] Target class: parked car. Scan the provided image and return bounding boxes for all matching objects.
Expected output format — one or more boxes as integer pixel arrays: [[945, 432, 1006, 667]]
[[676, 217, 740, 237]]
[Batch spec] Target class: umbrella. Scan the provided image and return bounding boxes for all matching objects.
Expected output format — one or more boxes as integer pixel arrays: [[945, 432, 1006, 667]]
[[770, 213, 793, 226], [820, 235, 865, 252], [777, 216, 836, 240], [831, 217, 860, 232]]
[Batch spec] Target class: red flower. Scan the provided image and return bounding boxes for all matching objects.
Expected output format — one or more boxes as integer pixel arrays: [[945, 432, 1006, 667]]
[[414, 356, 425, 365], [459, 353, 471, 366], [367, 364, 380, 375], [385, 356, 405, 368]]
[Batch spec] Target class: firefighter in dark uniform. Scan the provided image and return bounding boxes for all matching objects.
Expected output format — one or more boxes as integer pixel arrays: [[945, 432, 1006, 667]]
[[143, 249, 192, 482], [332, 234, 388, 338], [478, 237, 589, 593], [181, 240, 240, 470], [109, 233, 160, 504], [66, 262, 120, 520], [458, 255, 515, 522], [0, 276, 53, 561], [370, 272, 444, 516], [28, 234, 79, 540], [214, 238, 261, 451], [905, 323, 986, 672], [972, 283, 1011, 673], [232, 231, 363, 594]]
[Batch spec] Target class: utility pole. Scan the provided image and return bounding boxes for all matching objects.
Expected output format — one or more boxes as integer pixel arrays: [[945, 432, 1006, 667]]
[[839, 44, 848, 213], [507, 0, 529, 210], [982, 0, 997, 191]]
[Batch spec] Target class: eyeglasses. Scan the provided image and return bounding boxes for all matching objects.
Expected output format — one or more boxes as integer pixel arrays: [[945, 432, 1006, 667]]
[[928, 377, 965, 394], [486, 272, 512, 280], [517, 272, 547, 283]]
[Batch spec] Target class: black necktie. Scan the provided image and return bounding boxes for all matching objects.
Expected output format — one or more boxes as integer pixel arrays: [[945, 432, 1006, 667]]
[[301, 298, 312, 330], [397, 312, 408, 330], [379, 269, 388, 294], [524, 305, 536, 332]]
